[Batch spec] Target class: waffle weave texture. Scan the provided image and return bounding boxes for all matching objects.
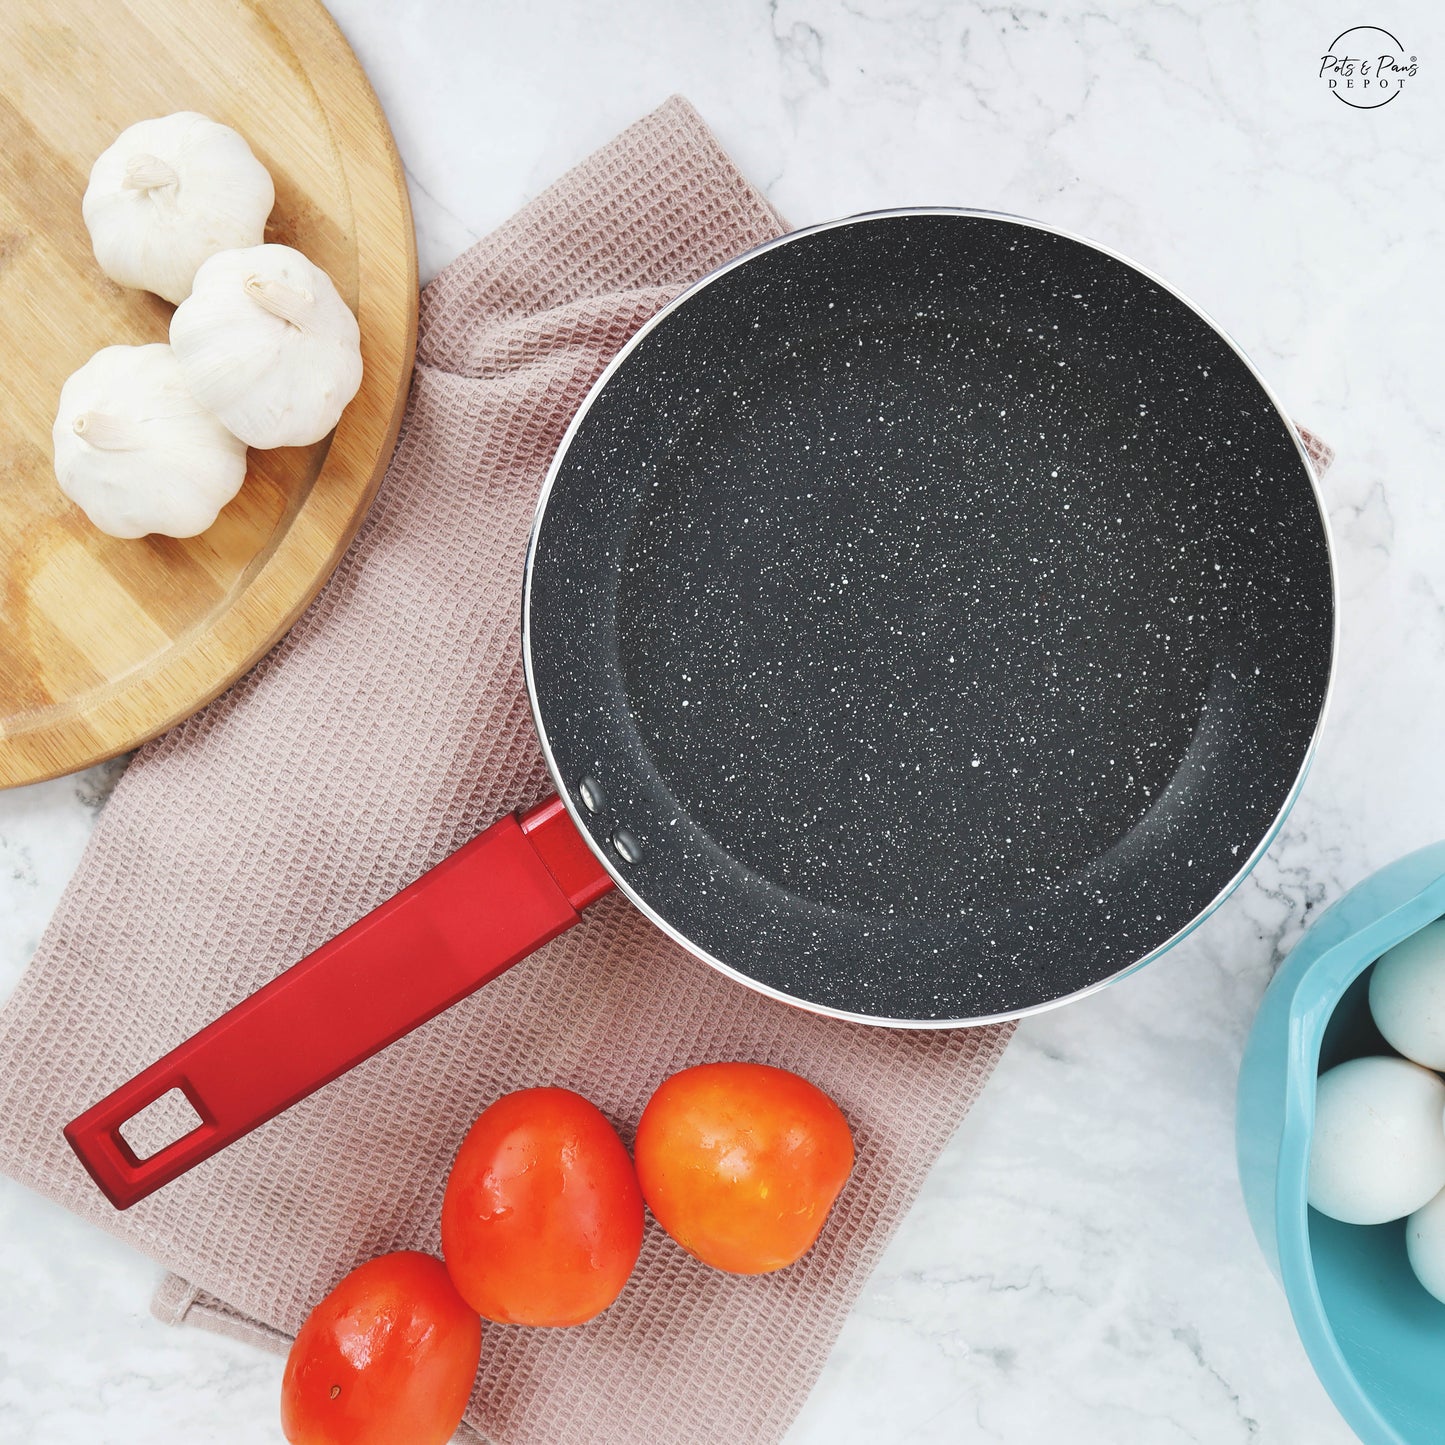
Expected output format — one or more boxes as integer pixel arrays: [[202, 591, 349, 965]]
[[0, 98, 1020, 1444]]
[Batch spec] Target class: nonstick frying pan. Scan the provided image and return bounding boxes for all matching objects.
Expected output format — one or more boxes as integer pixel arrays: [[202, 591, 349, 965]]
[[66, 210, 1335, 1208]]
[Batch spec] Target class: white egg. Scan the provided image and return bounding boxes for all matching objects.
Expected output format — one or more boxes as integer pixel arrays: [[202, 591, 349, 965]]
[[1307, 1055, 1445, 1225], [1370, 921, 1445, 1069], [1407, 1186, 1445, 1303]]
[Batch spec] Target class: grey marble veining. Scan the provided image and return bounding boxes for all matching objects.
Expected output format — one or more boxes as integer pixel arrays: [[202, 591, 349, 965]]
[[2, 1, 1441, 1441]]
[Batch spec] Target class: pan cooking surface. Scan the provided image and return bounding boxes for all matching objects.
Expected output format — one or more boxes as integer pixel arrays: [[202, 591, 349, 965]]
[[526, 213, 1333, 1023]]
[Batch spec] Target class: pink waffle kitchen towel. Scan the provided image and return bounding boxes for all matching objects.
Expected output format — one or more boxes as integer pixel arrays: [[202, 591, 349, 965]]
[[0, 98, 1028, 1444]]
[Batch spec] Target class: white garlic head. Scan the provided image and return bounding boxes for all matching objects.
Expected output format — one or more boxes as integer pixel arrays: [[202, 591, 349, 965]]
[[83, 112, 275, 306], [52, 344, 248, 539], [170, 244, 363, 449]]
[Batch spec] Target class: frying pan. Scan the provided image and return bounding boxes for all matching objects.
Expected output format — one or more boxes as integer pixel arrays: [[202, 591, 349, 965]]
[[65, 210, 1335, 1209]]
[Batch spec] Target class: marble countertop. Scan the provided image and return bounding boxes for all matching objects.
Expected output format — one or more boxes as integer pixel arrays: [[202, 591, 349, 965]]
[[2, 1, 1440, 1440]]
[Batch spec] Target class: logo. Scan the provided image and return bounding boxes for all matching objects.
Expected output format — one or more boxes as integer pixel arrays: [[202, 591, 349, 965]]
[[1320, 26, 1417, 107]]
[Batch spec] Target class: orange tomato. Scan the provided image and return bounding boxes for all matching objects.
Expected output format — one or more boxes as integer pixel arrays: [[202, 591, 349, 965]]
[[634, 1061, 854, 1274], [280, 1251, 480, 1445], [441, 1086, 643, 1326]]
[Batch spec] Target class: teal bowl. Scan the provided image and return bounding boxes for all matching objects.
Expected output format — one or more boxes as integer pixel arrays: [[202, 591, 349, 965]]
[[1237, 843, 1445, 1443]]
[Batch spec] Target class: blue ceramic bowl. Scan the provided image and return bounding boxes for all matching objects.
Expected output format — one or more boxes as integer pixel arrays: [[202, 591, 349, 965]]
[[1237, 843, 1445, 1444]]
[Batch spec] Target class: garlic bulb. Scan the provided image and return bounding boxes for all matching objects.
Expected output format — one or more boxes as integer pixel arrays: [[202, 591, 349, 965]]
[[170, 244, 363, 448], [83, 112, 274, 305], [52, 344, 248, 539]]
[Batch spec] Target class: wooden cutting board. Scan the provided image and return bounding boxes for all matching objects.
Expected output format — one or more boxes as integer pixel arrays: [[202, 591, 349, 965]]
[[0, 0, 417, 787]]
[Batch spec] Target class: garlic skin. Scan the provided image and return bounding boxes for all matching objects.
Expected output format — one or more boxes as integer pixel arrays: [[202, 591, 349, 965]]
[[83, 112, 275, 306], [170, 244, 363, 448], [52, 344, 248, 539]]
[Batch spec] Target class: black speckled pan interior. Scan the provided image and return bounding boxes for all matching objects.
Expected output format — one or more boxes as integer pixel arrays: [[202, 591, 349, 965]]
[[525, 211, 1334, 1025]]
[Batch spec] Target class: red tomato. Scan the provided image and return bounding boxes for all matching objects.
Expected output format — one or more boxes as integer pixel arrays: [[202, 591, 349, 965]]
[[441, 1087, 643, 1326], [634, 1062, 854, 1275], [280, 1250, 480, 1445]]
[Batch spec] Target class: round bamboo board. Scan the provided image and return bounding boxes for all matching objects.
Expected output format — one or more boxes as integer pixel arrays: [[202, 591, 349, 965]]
[[0, 0, 418, 786]]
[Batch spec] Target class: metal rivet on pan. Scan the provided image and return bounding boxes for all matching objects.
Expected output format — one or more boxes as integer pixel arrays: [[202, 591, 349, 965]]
[[578, 775, 606, 813], [612, 826, 642, 864]]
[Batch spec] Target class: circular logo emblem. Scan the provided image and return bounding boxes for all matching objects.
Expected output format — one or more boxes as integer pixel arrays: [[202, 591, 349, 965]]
[[1320, 26, 1418, 108]]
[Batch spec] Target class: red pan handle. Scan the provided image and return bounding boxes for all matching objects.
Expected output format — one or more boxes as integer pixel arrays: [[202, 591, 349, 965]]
[[63, 795, 613, 1210]]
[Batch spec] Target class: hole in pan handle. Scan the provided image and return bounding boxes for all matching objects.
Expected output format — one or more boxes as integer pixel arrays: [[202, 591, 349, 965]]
[[62, 796, 614, 1210]]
